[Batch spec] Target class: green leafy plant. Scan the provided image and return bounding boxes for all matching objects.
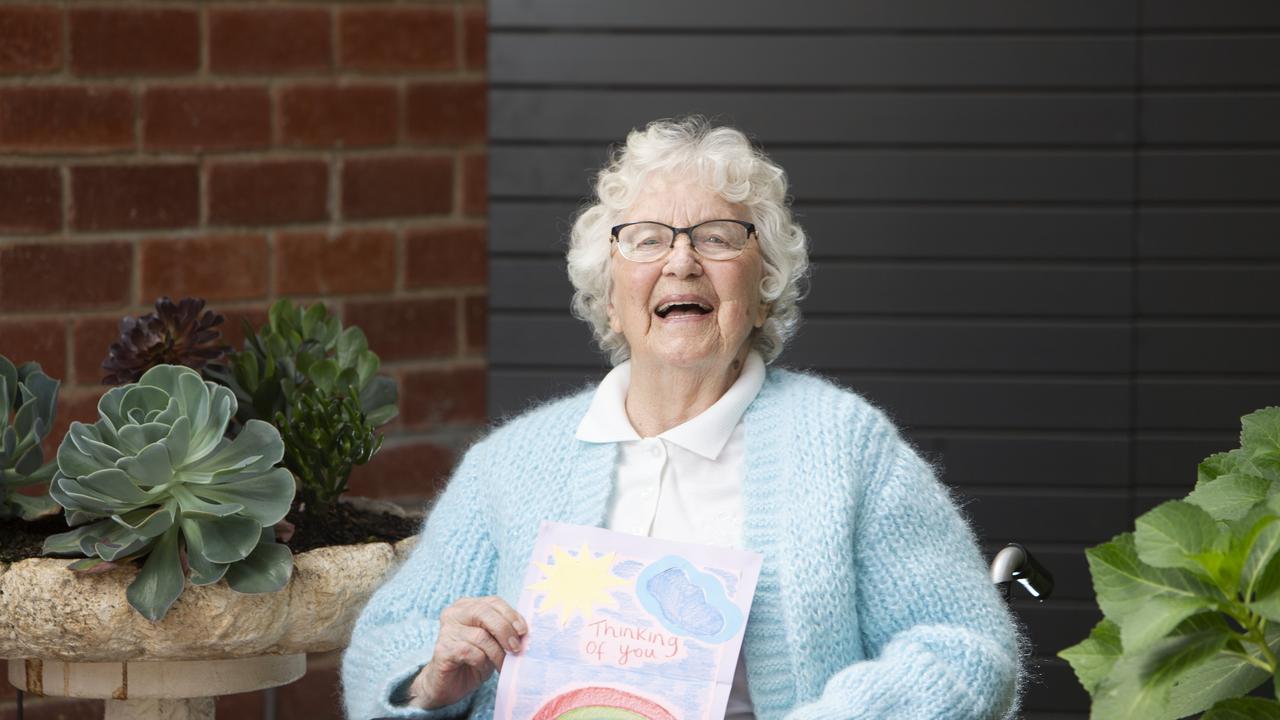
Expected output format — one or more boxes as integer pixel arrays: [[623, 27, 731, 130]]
[[1060, 406, 1280, 719], [102, 296, 230, 385], [205, 299, 397, 517], [0, 355, 61, 520], [42, 364, 295, 621], [277, 387, 383, 521], [207, 299, 397, 430]]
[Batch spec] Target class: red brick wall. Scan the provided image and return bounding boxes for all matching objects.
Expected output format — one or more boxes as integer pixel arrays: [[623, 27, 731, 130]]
[[0, 2, 487, 718]]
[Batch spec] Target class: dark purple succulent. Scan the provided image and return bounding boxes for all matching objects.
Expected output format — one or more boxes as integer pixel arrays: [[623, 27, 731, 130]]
[[101, 297, 231, 385]]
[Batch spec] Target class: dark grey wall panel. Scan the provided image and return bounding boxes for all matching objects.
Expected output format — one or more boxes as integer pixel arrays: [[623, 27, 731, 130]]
[[1137, 322, 1280, 372], [1143, 1, 1280, 29], [1137, 380, 1280, 431], [1144, 37, 1280, 87], [492, 201, 1134, 259], [1139, 210, 1280, 258], [1144, 95, 1280, 144], [1140, 152, 1280, 201], [492, 35, 1135, 88], [492, 315, 1131, 372], [926, 435, 1130, 489], [492, 90, 1134, 145], [492, 1, 1136, 30], [1138, 266, 1280, 316], [492, 147, 1134, 201], [962, 491, 1130, 544]]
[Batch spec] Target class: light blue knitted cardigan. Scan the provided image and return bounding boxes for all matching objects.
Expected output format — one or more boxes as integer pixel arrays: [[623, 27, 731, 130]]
[[341, 368, 1028, 720]]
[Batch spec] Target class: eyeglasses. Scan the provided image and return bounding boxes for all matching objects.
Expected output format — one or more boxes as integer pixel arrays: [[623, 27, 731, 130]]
[[610, 219, 756, 263]]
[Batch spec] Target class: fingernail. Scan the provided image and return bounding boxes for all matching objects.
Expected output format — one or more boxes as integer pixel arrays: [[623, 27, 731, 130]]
[[508, 637, 521, 652], [515, 620, 527, 634]]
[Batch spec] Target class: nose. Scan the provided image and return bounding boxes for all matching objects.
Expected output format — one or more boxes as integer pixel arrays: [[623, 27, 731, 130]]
[[662, 232, 703, 278]]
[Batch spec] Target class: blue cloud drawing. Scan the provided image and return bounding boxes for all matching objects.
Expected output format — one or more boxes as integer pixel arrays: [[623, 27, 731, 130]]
[[636, 556, 744, 644]]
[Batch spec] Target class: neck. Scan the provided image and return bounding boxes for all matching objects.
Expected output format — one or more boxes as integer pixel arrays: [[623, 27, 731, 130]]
[[624, 347, 751, 437]]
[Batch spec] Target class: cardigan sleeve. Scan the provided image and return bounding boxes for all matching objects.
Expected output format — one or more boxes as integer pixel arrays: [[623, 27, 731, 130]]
[[340, 442, 500, 720], [784, 435, 1027, 720]]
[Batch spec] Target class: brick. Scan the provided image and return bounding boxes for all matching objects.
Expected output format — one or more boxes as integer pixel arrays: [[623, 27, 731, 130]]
[[70, 8, 198, 76], [405, 225, 485, 288], [219, 306, 268, 350], [465, 294, 486, 352], [275, 230, 395, 296], [210, 8, 331, 74], [37, 391, 99, 466], [141, 235, 269, 303], [72, 316, 120, 386], [0, 242, 131, 311], [405, 82, 486, 145], [347, 439, 454, 501], [72, 164, 198, 231], [208, 160, 328, 226], [463, 7, 486, 70], [342, 155, 452, 220], [280, 85, 397, 148], [338, 7, 454, 72], [402, 366, 486, 426], [0, 6, 62, 74], [0, 166, 60, 234], [0, 87, 133, 152], [343, 298, 456, 362], [0, 318, 67, 381], [143, 86, 271, 151], [462, 150, 486, 216]]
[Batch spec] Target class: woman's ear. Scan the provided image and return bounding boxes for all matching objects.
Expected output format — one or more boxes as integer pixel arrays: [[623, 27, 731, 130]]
[[754, 301, 769, 328]]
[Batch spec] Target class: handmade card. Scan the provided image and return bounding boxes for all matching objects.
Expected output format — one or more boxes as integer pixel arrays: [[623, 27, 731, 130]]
[[494, 521, 763, 720]]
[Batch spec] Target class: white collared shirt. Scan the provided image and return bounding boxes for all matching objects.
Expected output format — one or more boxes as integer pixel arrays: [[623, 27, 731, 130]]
[[574, 350, 765, 719]]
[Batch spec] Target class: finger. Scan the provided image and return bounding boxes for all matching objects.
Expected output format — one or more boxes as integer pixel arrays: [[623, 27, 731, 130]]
[[485, 596, 529, 636], [475, 603, 524, 653], [439, 638, 493, 674], [459, 626, 507, 671]]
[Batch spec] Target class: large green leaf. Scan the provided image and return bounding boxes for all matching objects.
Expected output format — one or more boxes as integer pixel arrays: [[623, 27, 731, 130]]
[[1088, 533, 1223, 624], [1059, 618, 1123, 695], [1136, 500, 1221, 575], [1091, 627, 1229, 720], [1190, 473, 1274, 522], [1242, 408, 1280, 457], [126, 525, 185, 622], [1164, 619, 1280, 718]]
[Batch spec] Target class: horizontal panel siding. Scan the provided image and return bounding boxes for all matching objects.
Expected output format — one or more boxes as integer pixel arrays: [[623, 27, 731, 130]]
[[492, 90, 1134, 144], [492, 35, 1136, 88], [492, 147, 1135, 201], [492, 1, 1137, 31]]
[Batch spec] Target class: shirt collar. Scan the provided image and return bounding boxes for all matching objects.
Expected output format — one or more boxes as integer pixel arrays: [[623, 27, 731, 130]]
[[574, 350, 766, 461]]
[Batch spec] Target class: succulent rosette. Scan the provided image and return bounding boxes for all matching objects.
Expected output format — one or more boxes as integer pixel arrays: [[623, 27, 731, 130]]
[[0, 355, 61, 520], [43, 364, 295, 621]]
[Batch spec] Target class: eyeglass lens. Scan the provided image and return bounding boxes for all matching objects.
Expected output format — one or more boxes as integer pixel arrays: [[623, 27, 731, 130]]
[[617, 221, 749, 261]]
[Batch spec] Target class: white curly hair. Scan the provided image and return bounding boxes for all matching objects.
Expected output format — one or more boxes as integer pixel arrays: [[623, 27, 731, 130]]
[[565, 115, 810, 365]]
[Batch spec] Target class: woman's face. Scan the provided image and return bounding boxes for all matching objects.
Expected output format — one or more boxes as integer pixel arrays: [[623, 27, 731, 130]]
[[607, 177, 767, 372]]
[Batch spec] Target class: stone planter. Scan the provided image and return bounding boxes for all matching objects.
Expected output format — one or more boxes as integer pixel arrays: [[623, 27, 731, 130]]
[[1, 497, 421, 720]]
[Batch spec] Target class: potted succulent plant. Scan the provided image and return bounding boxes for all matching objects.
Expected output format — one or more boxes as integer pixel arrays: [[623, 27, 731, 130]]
[[0, 298, 422, 720], [1059, 406, 1280, 719], [0, 355, 61, 522]]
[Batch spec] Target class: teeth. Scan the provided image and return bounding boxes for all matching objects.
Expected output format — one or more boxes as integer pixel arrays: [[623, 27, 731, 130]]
[[656, 301, 713, 316]]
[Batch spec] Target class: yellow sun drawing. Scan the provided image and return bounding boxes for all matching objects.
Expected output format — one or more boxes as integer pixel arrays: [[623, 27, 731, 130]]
[[528, 542, 629, 626]]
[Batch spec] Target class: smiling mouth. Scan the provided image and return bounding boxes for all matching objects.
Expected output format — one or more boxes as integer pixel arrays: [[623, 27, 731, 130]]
[[655, 301, 713, 319]]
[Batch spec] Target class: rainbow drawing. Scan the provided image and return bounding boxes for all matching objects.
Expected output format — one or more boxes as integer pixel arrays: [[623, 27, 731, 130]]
[[530, 686, 679, 720]]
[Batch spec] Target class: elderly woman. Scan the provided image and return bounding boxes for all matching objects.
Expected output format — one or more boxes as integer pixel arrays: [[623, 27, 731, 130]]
[[341, 116, 1028, 720]]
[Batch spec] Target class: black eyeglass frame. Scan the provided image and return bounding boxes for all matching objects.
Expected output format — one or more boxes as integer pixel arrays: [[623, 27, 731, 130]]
[[609, 219, 757, 262]]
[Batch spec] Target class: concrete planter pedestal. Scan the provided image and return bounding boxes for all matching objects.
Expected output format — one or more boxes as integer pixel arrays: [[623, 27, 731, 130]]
[[1, 498, 421, 720]]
